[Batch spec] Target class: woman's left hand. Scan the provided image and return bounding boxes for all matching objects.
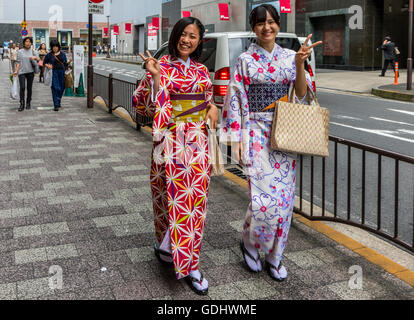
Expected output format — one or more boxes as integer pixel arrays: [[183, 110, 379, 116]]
[[206, 103, 219, 130], [295, 34, 322, 66]]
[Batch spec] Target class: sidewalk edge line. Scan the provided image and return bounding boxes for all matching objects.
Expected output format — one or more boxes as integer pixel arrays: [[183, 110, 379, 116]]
[[95, 96, 414, 287]]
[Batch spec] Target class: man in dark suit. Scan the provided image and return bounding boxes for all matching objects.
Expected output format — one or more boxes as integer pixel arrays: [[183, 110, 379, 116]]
[[380, 36, 397, 77]]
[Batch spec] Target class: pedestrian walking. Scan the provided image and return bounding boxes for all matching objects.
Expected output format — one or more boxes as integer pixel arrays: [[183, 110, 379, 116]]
[[132, 17, 219, 295], [38, 43, 48, 83], [221, 4, 321, 281], [43, 40, 70, 111], [0, 46, 4, 61], [13, 37, 40, 111], [380, 36, 397, 77], [9, 43, 19, 75]]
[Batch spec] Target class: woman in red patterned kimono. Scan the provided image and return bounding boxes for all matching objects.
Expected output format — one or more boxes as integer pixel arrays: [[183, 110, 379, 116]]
[[132, 17, 219, 295]]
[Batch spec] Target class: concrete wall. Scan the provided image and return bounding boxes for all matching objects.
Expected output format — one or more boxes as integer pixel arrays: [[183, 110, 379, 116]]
[[110, 0, 161, 25], [182, 0, 247, 32]]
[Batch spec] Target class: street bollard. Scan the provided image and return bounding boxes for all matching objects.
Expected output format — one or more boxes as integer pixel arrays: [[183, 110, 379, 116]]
[[393, 62, 399, 85]]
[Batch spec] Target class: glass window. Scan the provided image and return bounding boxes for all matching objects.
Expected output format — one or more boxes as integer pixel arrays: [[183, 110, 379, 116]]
[[199, 38, 217, 72]]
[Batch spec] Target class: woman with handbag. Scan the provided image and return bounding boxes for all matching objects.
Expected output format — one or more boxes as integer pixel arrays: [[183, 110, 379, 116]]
[[38, 43, 48, 83], [13, 37, 39, 111], [221, 4, 322, 281], [43, 40, 71, 112], [132, 17, 219, 295]]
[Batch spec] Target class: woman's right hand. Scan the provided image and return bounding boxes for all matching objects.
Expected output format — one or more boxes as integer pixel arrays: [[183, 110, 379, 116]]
[[45, 64, 52, 69], [238, 142, 243, 166], [139, 50, 160, 79]]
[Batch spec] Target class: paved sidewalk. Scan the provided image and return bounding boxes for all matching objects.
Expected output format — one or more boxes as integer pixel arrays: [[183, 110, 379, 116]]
[[0, 60, 412, 300]]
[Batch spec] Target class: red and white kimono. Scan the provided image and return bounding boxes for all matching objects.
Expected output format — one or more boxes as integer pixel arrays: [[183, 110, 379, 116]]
[[132, 55, 213, 279]]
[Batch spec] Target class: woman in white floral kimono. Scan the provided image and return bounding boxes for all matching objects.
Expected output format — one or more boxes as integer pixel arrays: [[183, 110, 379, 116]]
[[221, 4, 322, 281]]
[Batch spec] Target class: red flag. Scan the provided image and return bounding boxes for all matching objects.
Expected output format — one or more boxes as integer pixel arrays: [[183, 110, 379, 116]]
[[182, 11, 191, 18], [218, 3, 230, 21], [280, 0, 292, 13], [125, 23, 132, 34], [152, 17, 159, 30], [103, 27, 108, 37], [113, 25, 119, 36]]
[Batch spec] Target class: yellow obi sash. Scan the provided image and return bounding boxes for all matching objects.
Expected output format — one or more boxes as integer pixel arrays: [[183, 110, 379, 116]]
[[170, 93, 208, 123]]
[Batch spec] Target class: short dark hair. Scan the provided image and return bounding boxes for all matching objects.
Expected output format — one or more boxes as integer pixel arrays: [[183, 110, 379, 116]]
[[23, 37, 33, 45], [50, 40, 61, 51], [249, 4, 280, 30], [168, 17, 205, 61]]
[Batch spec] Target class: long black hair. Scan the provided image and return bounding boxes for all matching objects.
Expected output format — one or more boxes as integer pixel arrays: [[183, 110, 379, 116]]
[[168, 17, 205, 61], [249, 4, 281, 30], [49, 40, 61, 51]]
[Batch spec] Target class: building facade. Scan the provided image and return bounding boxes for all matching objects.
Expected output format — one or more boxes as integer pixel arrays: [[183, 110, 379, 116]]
[[295, 0, 412, 70], [109, 0, 162, 54], [0, 0, 110, 50]]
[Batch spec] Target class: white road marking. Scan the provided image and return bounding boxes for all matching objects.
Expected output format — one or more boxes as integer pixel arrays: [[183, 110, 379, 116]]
[[330, 122, 414, 143], [398, 129, 414, 136], [388, 109, 414, 116], [370, 117, 414, 127], [333, 115, 362, 121]]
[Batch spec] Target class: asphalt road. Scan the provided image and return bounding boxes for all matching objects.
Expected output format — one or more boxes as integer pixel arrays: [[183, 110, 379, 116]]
[[88, 59, 414, 249], [300, 90, 413, 249]]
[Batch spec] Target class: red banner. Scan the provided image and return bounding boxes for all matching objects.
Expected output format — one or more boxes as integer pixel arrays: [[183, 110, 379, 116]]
[[152, 17, 159, 30], [280, 0, 292, 13], [125, 23, 132, 34], [113, 25, 119, 35], [182, 11, 191, 18], [218, 3, 230, 20], [103, 27, 108, 37]]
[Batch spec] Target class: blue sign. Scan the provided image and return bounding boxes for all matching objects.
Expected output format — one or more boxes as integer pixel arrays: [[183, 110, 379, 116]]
[[21, 29, 28, 36], [86, 24, 98, 29]]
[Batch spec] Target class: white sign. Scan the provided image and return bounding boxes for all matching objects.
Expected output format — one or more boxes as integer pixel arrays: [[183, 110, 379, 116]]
[[88, 1, 104, 15], [74, 45, 85, 88], [148, 23, 158, 51]]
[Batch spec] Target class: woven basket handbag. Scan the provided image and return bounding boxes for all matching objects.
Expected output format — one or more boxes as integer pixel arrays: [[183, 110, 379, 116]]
[[269, 89, 330, 157]]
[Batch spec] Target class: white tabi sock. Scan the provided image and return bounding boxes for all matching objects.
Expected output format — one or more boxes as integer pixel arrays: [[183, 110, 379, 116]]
[[155, 241, 173, 263], [189, 270, 208, 291], [243, 241, 262, 272], [265, 256, 287, 280]]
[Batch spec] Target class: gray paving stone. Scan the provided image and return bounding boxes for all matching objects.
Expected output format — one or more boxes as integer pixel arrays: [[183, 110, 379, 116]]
[[46, 244, 79, 261], [15, 248, 48, 264], [17, 277, 54, 299], [0, 283, 17, 300]]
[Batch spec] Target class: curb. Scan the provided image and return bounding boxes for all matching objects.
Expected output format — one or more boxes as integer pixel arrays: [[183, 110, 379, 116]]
[[372, 86, 414, 102], [103, 58, 142, 66], [94, 97, 414, 287]]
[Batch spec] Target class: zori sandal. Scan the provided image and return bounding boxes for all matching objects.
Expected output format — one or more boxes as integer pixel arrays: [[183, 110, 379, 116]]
[[185, 271, 209, 296], [154, 244, 174, 265], [239, 239, 262, 273], [265, 260, 287, 282]]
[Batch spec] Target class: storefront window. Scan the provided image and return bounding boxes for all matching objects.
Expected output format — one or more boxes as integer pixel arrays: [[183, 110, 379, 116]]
[[57, 31, 72, 51], [34, 29, 48, 50]]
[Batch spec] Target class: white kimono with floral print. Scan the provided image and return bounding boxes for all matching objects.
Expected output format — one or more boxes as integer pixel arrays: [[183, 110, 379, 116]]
[[221, 42, 314, 264]]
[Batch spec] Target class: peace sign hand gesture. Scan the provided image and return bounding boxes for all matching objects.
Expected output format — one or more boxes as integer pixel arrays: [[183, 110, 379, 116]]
[[295, 34, 322, 66], [139, 50, 160, 78]]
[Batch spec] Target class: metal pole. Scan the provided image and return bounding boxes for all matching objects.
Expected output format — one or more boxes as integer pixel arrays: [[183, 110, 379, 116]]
[[87, 13, 94, 108], [408, 0, 413, 90], [106, 15, 111, 58], [24, 0, 26, 21]]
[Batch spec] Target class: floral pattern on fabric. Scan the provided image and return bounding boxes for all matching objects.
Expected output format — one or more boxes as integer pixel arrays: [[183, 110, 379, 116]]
[[132, 55, 213, 279], [221, 42, 314, 264]]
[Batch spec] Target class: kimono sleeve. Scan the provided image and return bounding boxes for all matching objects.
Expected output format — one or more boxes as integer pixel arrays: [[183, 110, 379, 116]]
[[220, 57, 249, 143], [132, 72, 157, 117], [288, 51, 316, 105], [201, 64, 213, 103], [152, 76, 172, 142]]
